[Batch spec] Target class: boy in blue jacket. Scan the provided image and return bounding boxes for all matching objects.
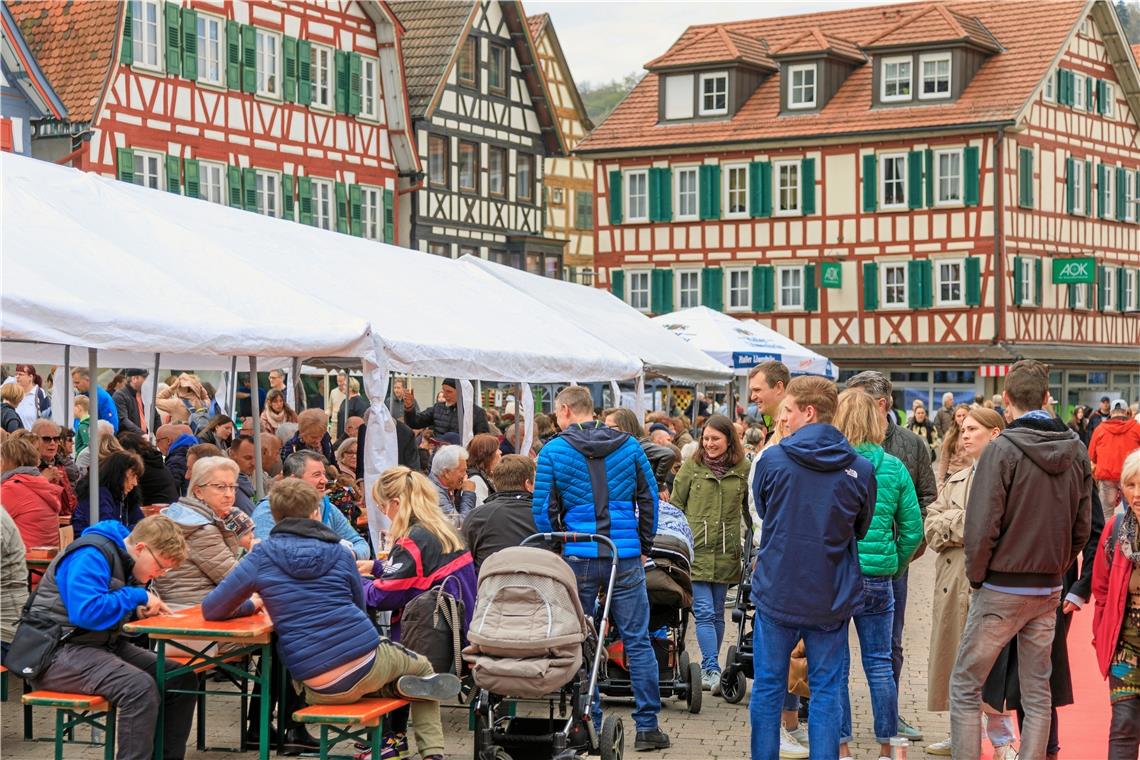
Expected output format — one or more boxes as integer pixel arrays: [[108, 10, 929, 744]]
[[22, 517, 196, 760], [748, 376, 875, 760], [203, 479, 459, 760]]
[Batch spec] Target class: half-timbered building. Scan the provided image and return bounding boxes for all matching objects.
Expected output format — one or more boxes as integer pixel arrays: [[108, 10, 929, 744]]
[[392, 0, 568, 274], [528, 12, 595, 284], [10, 0, 417, 243], [577, 0, 1140, 408]]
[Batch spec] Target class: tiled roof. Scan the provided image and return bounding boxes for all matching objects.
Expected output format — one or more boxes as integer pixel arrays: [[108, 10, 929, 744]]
[[579, 0, 1081, 153], [646, 25, 776, 72], [390, 0, 475, 118], [1132, 43, 1140, 65], [8, 0, 120, 123], [772, 27, 866, 63], [526, 12, 547, 42], [864, 4, 1000, 52]]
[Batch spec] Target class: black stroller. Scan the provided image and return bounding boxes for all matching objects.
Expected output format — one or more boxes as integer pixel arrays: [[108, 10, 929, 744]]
[[718, 528, 756, 703], [467, 533, 625, 760]]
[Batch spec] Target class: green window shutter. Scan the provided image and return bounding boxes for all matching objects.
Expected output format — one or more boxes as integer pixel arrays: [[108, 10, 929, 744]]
[[699, 165, 721, 220], [181, 8, 197, 81], [907, 260, 923, 308], [1057, 70, 1067, 105], [349, 184, 362, 236], [1096, 78, 1107, 115], [1117, 267, 1127, 311], [297, 40, 312, 103], [1096, 265, 1107, 311], [1065, 157, 1075, 214], [227, 166, 242, 207], [1085, 75, 1093, 112], [647, 168, 661, 223], [282, 174, 294, 221], [923, 260, 935, 307], [863, 262, 879, 311], [907, 150, 924, 209], [610, 270, 625, 300], [963, 146, 980, 206], [383, 188, 395, 242], [651, 269, 674, 313], [756, 162, 772, 217], [1034, 258, 1043, 306], [924, 149, 934, 208], [1096, 162, 1107, 218], [184, 158, 200, 198], [1067, 283, 1077, 309], [1012, 256, 1023, 305], [226, 21, 241, 88], [1116, 167, 1127, 219], [800, 158, 816, 215], [348, 52, 363, 116], [748, 162, 763, 217], [283, 37, 298, 102], [165, 154, 181, 193], [243, 167, 257, 211], [121, 1, 134, 65], [116, 148, 135, 183], [335, 182, 348, 233], [965, 256, 981, 306], [862, 153, 877, 212], [1085, 159, 1093, 216], [608, 170, 623, 225], [335, 50, 349, 113], [701, 267, 724, 311], [649, 270, 662, 313], [1135, 171, 1140, 223], [1018, 148, 1034, 208], [164, 2, 181, 76], [803, 264, 818, 312], [241, 24, 257, 94], [657, 168, 672, 221], [298, 176, 312, 225], [752, 266, 774, 312]]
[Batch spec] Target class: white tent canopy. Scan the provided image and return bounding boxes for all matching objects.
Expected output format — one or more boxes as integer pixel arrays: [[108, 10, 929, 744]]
[[457, 255, 732, 383], [651, 306, 838, 379]]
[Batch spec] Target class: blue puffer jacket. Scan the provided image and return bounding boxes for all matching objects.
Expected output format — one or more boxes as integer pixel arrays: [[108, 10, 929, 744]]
[[533, 422, 658, 559], [202, 518, 378, 681], [750, 423, 875, 629]]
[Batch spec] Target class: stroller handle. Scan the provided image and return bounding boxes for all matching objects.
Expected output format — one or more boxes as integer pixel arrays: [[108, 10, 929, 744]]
[[522, 532, 616, 551]]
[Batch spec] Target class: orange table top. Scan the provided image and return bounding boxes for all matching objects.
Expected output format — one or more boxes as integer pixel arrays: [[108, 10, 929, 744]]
[[123, 604, 273, 642]]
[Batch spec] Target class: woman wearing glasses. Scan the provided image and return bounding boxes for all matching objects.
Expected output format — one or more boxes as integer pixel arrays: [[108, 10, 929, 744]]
[[72, 450, 145, 535]]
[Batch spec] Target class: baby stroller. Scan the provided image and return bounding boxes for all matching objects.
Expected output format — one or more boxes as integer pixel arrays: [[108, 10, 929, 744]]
[[465, 533, 624, 760], [596, 533, 701, 714], [719, 528, 756, 703]]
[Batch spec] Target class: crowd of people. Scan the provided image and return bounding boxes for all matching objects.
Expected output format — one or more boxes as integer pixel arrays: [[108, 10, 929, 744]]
[[0, 360, 1137, 760]]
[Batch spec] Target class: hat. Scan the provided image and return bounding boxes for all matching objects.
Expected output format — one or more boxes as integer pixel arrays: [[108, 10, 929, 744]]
[[124, 368, 149, 378], [441, 378, 458, 389], [1110, 399, 1128, 412], [430, 432, 461, 446], [1101, 395, 1111, 403], [648, 423, 674, 436]]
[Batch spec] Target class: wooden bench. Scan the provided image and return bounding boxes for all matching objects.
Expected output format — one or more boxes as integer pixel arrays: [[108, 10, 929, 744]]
[[22, 690, 116, 760], [293, 697, 409, 760]]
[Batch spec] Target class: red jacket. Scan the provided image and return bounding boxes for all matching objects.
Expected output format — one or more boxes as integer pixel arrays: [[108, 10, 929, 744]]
[[1, 469, 63, 549], [1088, 417, 1140, 482], [1092, 515, 1134, 678]]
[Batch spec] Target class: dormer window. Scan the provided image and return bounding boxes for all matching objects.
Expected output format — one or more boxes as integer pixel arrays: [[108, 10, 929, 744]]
[[882, 56, 912, 102], [919, 53, 951, 99], [663, 74, 695, 120], [699, 72, 728, 115], [788, 63, 817, 109]]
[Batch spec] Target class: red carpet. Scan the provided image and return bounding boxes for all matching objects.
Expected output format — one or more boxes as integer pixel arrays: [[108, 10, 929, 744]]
[[1057, 605, 1114, 760]]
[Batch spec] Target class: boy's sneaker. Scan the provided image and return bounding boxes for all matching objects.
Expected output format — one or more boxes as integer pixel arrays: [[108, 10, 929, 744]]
[[700, 669, 720, 692], [897, 716, 923, 741], [395, 673, 461, 701], [787, 725, 809, 746], [634, 728, 671, 751], [779, 726, 809, 758], [926, 737, 953, 756]]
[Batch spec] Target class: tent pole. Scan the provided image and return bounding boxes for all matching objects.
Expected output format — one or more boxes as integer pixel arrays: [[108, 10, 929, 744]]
[[87, 348, 100, 507], [249, 356, 264, 501], [228, 356, 238, 417], [150, 353, 161, 436], [63, 346, 71, 429]]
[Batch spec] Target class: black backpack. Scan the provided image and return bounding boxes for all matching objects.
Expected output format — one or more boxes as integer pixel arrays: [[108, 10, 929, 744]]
[[401, 576, 465, 681]]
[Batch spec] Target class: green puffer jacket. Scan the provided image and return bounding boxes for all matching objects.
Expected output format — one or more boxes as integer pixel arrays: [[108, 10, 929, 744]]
[[854, 442, 923, 577], [671, 456, 750, 584]]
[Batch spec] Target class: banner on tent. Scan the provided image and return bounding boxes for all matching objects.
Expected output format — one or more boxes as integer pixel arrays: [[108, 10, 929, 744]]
[[732, 351, 782, 369]]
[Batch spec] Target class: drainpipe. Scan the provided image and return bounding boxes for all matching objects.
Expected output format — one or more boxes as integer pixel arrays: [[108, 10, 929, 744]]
[[993, 127, 1007, 345]]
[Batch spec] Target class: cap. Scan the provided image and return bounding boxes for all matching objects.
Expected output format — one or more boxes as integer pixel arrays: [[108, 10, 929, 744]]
[[1101, 395, 1111, 403], [441, 378, 458, 389], [429, 432, 461, 446], [648, 423, 674, 435], [1110, 399, 1128, 412], [124, 368, 149, 378]]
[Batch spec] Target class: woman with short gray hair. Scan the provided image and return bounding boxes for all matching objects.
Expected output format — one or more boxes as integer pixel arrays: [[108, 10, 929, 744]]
[[429, 444, 475, 519]]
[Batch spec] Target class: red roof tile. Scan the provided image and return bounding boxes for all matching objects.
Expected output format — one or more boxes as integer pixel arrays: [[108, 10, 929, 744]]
[[864, 4, 1000, 52], [579, 0, 1081, 153], [772, 27, 865, 63], [526, 12, 547, 42], [1132, 43, 1140, 66], [646, 25, 776, 72], [8, 0, 120, 123]]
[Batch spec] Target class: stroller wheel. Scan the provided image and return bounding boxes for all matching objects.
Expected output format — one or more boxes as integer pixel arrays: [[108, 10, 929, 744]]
[[720, 668, 747, 704], [686, 662, 703, 714], [678, 650, 690, 674], [599, 715, 624, 760]]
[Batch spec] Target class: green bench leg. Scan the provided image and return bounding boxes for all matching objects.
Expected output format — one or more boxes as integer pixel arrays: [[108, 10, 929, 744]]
[[103, 706, 117, 760], [54, 708, 64, 760]]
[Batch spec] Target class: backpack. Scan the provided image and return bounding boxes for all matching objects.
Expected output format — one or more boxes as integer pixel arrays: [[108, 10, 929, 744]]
[[401, 575, 465, 682], [181, 399, 210, 434]]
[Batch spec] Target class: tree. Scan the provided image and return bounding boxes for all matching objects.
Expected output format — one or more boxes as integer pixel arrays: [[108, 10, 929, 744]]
[[579, 72, 643, 125], [1118, 0, 1140, 42]]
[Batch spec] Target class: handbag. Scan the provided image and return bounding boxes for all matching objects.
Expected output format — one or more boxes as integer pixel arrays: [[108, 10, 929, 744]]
[[401, 575, 465, 680]]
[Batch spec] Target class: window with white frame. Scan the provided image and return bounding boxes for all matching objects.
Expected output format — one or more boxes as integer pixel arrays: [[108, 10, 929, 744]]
[[1072, 159, 1086, 214], [936, 149, 963, 205], [255, 171, 280, 217], [880, 153, 907, 209], [677, 270, 700, 309], [256, 29, 281, 98], [1104, 166, 1115, 220], [936, 259, 964, 305], [360, 57, 380, 119], [625, 170, 648, 221], [724, 164, 748, 217], [1125, 270, 1137, 311], [1125, 170, 1135, 222], [311, 44, 333, 109], [882, 263, 907, 307], [919, 53, 951, 99], [311, 179, 334, 230], [196, 14, 224, 86], [788, 63, 816, 109], [775, 160, 800, 215], [1102, 81, 1115, 118], [881, 56, 912, 101], [132, 151, 163, 190], [199, 161, 225, 204], [131, 0, 161, 70], [727, 268, 751, 311], [699, 72, 728, 116], [675, 167, 698, 219], [1019, 256, 1037, 305], [1043, 69, 1056, 102], [361, 186, 382, 241], [1072, 282, 1088, 309], [777, 266, 803, 310], [1073, 73, 1086, 110], [1104, 267, 1115, 311], [487, 147, 506, 198], [628, 270, 651, 311]]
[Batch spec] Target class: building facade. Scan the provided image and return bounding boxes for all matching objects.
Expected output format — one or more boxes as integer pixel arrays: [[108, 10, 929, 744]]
[[393, 0, 568, 275], [10, 0, 417, 242], [577, 0, 1140, 410], [1, 3, 66, 155]]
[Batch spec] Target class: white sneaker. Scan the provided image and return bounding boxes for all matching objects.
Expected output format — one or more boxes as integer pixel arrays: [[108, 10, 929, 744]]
[[992, 745, 1019, 760], [926, 737, 953, 756], [700, 669, 720, 692], [787, 725, 809, 746], [779, 725, 809, 759]]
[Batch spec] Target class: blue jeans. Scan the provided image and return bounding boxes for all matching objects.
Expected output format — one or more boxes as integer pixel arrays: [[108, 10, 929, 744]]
[[891, 570, 908, 688], [691, 581, 729, 673], [750, 612, 847, 760], [840, 577, 897, 744], [567, 555, 661, 733]]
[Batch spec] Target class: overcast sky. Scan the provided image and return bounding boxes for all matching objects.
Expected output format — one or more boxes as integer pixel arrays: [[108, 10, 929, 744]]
[[527, 0, 900, 86]]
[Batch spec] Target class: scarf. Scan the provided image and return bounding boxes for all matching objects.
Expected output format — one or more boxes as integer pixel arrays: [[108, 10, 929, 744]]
[[1116, 509, 1139, 566], [262, 406, 289, 432], [703, 449, 731, 479]]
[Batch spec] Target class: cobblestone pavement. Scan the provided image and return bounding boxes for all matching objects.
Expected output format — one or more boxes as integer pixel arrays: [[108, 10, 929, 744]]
[[1, 554, 946, 759]]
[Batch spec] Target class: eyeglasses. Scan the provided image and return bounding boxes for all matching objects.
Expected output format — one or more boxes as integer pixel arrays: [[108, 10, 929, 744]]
[[143, 545, 176, 574], [40, 436, 61, 442], [203, 483, 238, 493]]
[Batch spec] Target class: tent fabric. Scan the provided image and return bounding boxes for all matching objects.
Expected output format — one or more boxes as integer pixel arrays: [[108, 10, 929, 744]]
[[651, 306, 837, 379], [458, 255, 732, 383]]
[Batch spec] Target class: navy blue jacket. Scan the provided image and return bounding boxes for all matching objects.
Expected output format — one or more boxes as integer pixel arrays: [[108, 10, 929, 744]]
[[533, 422, 658, 559], [202, 518, 378, 681], [750, 423, 875, 629], [164, 433, 198, 496], [72, 486, 143, 536]]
